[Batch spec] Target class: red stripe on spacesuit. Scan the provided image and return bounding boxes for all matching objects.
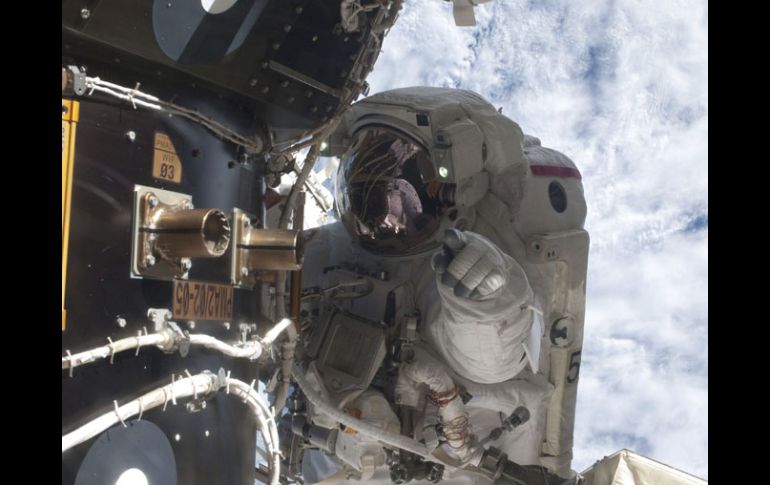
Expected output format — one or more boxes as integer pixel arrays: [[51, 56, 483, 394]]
[[530, 165, 582, 180]]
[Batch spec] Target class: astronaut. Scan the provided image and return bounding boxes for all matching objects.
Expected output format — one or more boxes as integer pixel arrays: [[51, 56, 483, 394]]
[[293, 87, 588, 484]]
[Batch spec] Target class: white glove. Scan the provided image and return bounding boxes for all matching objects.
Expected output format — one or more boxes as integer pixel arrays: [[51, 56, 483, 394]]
[[431, 229, 507, 300], [428, 229, 534, 383]]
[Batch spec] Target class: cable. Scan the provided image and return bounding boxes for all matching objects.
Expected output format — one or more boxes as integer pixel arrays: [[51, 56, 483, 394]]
[[62, 330, 175, 371], [62, 372, 216, 452], [272, 148, 324, 415], [292, 363, 490, 477], [262, 318, 294, 346], [188, 334, 264, 360], [76, 1, 404, 163], [270, 323, 298, 413], [291, 364, 431, 459], [279, 144, 322, 230], [62, 317, 297, 372], [228, 378, 282, 485], [84, 77, 261, 150], [62, 371, 282, 485]]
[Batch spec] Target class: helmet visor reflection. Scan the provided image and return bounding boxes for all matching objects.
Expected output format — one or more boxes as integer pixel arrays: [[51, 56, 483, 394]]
[[336, 127, 447, 255]]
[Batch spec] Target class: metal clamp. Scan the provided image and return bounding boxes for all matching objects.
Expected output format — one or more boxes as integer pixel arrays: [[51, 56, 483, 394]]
[[113, 400, 127, 428], [66, 350, 74, 377], [170, 374, 177, 406], [243, 379, 257, 403], [106, 337, 116, 364]]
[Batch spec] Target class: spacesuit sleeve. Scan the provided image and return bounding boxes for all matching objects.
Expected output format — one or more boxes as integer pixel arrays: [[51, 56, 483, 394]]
[[432, 237, 534, 384]]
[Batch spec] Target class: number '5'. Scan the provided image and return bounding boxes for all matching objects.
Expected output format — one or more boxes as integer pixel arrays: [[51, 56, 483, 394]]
[[567, 350, 581, 383]]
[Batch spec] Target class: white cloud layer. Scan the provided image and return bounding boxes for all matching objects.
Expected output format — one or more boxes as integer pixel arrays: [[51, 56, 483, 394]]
[[365, 0, 708, 479]]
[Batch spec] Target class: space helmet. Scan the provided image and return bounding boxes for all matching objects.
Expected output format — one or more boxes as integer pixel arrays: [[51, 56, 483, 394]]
[[334, 125, 458, 256], [330, 87, 515, 256]]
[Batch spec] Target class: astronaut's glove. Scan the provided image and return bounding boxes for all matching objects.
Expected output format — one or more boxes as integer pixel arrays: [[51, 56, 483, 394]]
[[431, 229, 507, 301]]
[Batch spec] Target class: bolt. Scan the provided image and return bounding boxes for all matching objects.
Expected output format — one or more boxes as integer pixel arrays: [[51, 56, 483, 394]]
[[116, 317, 127, 328], [181, 258, 192, 272], [261, 86, 270, 94], [260, 61, 269, 69], [272, 42, 281, 50], [310, 106, 318, 113], [241, 267, 249, 277], [125, 130, 136, 142], [188, 321, 196, 330], [283, 24, 292, 33], [205, 430, 210, 437], [249, 78, 258, 87], [287, 96, 295, 104], [295, 6, 303, 14], [80, 8, 90, 19], [148, 195, 159, 208], [201, 401, 207, 409], [223, 322, 231, 330], [305, 90, 313, 98], [145, 254, 156, 267], [280, 80, 289, 88], [174, 433, 181, 441], [311, 35, 318, 42]]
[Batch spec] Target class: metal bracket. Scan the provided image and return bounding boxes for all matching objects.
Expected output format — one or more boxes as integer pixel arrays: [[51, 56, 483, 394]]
[[147, 308, 188, 355], [131, 185, 230, 280], [231, 208, 302, 288], [239, 323, 258, 343], [63, 65, 87, 96], [478, 446, 507, 480], [132, 186, 193, 280], [231, 209, 258, 288], [178, 329, 191, 358], [185, 399, 208, 414], [147, 308, 173, 331]]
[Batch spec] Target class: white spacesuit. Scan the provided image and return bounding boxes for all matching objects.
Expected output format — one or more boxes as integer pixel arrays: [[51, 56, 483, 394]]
[[294, 87, 589, 484]]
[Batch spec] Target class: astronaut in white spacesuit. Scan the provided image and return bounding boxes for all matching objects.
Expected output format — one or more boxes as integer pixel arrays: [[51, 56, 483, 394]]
[[294, 87, 588, 484]]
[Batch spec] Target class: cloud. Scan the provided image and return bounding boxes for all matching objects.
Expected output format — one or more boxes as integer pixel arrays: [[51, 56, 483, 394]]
[[576, 229, 708, 477], [364, 0, 708, 478]]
